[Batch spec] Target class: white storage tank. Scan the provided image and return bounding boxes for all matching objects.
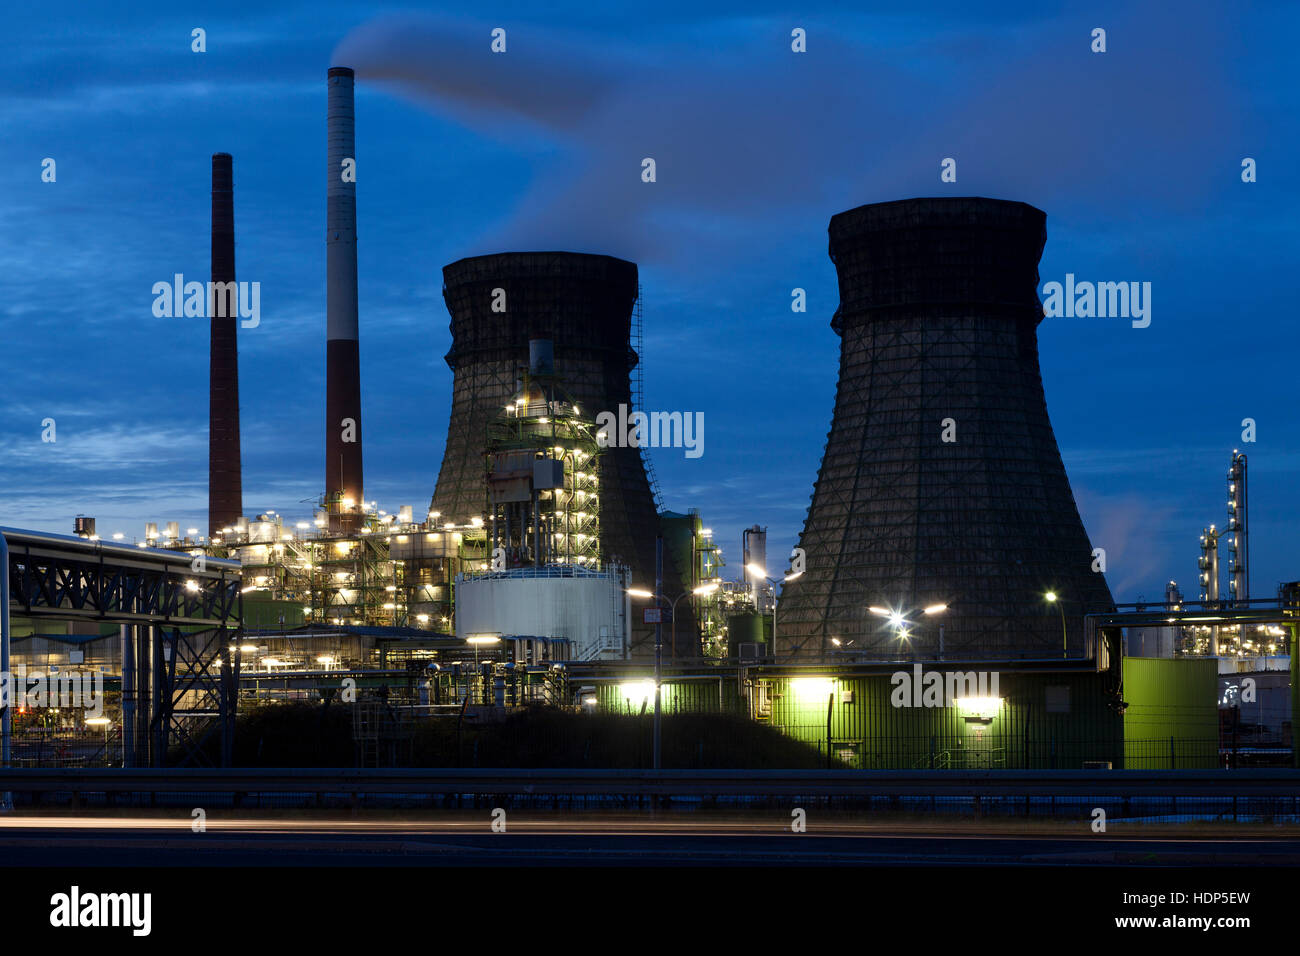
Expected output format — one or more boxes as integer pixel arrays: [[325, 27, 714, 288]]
[[455, 565, 631, 661]]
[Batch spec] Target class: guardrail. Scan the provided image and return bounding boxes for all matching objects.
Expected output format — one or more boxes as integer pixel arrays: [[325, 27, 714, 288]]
[[2, 767, 1300, 799]]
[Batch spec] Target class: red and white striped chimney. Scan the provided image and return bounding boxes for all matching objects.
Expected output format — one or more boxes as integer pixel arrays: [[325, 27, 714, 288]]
[[326, 66, 364, 532]]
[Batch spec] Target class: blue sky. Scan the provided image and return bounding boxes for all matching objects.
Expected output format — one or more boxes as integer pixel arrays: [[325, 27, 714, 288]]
[[1, 1, 1296, 603]]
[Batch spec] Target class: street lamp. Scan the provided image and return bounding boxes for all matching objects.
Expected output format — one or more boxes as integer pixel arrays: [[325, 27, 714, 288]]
[[631, 583, 720, 661], [870, 603, 947, 658], [1045, 591, 1067, 658], [746, 564, 801, 655], [627, 575, 719, 769], [85, 717, 111, 766], [466, 634, 501, 667], [626, 536, 668, 769]]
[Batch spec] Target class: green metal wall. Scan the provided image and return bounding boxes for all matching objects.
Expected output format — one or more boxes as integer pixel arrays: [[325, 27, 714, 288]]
[[242, 595, 305, 630], [758, 670, 1122, 769], [591, 661, 1222, 770], [659, 512, 700, 590], [1121, 657, 1218, 769], [596, 668, 1124, 768], [597, 677, 743, 715]]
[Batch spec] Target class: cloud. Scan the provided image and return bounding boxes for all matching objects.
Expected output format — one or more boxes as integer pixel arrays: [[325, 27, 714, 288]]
[[334, 5, 1244, 264]]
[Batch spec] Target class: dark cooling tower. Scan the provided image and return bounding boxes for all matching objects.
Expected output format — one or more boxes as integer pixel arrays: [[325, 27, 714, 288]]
[[208, 152, 242, 537], [326, 66, 364, 533], [431, 252, 698, 657], [778, 197, 1113, 660]]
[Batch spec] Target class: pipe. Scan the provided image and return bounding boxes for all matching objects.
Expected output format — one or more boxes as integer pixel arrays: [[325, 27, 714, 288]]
[[326, 66, 364, 533], [121, 625, 135, 768]]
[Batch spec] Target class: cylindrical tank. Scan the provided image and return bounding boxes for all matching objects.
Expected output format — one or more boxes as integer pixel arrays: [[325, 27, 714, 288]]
[[529, 336, 555, 375], [455, 566, 631, 661], [727, 611, 772, 658], [742, 524, 767, 610]]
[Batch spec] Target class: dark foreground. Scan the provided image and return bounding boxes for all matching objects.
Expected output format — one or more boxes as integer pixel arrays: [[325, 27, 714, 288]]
[[2, 813, 1298, 866]]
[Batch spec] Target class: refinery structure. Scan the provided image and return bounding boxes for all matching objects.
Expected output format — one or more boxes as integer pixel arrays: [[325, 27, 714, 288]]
[[3, 65, 1299, 773]]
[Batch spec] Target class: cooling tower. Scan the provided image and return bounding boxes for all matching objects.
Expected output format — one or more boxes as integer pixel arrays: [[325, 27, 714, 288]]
[[208, 152, 242, 537], [325, 66, 364, 533], [431, 252, 698, 658], [778, 197, 1113, 660]]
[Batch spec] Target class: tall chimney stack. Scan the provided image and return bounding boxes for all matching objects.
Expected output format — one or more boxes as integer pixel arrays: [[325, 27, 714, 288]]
[[326, 66, 364, 533], [208, 152, 242, 537]]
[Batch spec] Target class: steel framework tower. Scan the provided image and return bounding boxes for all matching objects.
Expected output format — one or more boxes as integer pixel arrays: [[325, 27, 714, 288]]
[[778, 197, 1113, 660], [430, 252, 698, 657]]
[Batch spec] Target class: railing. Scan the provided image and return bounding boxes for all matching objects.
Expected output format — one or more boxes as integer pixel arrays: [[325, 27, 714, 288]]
[[2, 767, 1299, 799]]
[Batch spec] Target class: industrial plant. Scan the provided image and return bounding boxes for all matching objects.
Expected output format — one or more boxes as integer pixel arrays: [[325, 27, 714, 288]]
[[2, 67, 1297, 780]]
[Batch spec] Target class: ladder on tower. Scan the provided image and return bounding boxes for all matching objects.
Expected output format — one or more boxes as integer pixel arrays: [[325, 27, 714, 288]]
[[631, 285, 665, 512]]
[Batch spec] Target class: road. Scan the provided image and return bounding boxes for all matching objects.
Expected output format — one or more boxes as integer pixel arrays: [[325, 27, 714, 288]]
[[1, 814, 1297, 865]]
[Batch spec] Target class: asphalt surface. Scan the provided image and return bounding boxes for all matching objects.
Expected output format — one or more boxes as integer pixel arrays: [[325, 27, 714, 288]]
[[1, 814, 1298, 865]]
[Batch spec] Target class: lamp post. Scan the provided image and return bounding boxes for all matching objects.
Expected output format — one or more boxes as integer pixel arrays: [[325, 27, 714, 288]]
[[746, 564, 801, 655], [628, 559, 719, 769], [623, 535, 666, 769], [869, 603, 947, 659], [85, 717, 111, 766], [1045, 591, 1067, 658]]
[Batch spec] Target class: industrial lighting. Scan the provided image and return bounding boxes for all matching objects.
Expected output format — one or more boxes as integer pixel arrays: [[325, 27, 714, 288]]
[[692, 583, 719, 595], [239, 645, 258, 653], [186, 528, 198, 536], [1045, 591, 1058, 602], [626, 588, 654, 599], [889, 612, 905, 628], [466, 635, 502, 645], [84, 717, 111, 727], [619, 681, 655, 705], [784, 571, 804, 582], [112, 533, 124, 540], [791, 678, 836, 702], [868, 606, 890, 616], [185, 580, 200, 593], [745, 563, 767, 578], [953, 696, 1002, 720], [924, 604, 948, 615]]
